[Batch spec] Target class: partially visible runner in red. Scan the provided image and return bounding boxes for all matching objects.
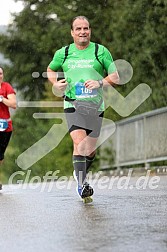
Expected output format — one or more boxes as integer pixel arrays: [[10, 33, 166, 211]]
[[0, 66, 17, 190]]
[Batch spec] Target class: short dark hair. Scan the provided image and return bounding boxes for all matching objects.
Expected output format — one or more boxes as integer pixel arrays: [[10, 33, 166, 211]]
[[71, 16, 90, 30]]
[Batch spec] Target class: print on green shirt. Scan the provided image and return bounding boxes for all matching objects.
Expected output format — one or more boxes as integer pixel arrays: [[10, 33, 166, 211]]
[[49, 42, 117, 110]]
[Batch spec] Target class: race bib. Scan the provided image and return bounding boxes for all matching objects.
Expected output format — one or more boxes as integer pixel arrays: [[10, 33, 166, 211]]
[[0, 119, 8, 132], [75, 82, 98, 98]]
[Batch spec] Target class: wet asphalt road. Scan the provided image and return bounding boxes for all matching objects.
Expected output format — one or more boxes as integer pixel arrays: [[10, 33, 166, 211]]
[[0, 175, 167, 252]]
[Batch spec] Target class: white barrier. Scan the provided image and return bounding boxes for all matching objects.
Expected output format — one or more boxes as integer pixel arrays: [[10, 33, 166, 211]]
[[100, 107, 167, 169]]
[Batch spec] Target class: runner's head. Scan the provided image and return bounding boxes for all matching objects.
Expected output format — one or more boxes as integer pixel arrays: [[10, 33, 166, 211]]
[[71, 16, 91, 48]]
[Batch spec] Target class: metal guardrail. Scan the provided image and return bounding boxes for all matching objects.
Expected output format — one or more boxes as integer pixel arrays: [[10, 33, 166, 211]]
[[100, 107, 167, 169]]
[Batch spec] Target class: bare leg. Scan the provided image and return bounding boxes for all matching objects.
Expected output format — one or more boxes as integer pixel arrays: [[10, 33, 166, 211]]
[[70, 129, 98, 156]]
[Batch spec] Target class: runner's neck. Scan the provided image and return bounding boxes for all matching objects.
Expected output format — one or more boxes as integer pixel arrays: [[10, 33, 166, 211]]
[[75, 42, 90, 50]]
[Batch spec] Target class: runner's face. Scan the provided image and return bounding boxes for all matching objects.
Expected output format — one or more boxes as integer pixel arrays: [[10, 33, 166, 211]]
[[71, 19, 91, 47]]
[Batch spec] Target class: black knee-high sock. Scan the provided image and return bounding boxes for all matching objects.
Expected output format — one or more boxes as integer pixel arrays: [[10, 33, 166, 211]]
[[86, 154, 95, 172], [73, 155, 86, 187]]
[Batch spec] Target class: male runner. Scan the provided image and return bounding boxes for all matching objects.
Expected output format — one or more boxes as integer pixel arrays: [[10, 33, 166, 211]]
[[47, 16, 119, 201]]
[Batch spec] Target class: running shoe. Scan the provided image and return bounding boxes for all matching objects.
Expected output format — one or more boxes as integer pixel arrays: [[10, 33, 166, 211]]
[[79, 182, 94, 199], [73, 170, 94, 198]]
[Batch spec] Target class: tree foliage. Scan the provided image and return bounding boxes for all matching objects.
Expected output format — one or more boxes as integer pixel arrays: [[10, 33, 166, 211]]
[[0, 0, 166, 179]]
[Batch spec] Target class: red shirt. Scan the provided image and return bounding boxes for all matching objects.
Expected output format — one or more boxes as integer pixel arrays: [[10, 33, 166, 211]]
[[0, 82, 16, 132]]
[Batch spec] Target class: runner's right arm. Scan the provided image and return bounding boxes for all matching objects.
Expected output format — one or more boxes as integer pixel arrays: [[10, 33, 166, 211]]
[[47, 67, 67, 91]]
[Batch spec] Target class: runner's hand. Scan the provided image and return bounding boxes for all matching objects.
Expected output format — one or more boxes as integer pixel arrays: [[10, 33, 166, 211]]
[[84, 80, 100, 89], [53, 79, 68, 91]]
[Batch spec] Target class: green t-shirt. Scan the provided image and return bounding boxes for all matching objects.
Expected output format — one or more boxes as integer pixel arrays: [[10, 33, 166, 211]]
[[49, 42, 116, 110]]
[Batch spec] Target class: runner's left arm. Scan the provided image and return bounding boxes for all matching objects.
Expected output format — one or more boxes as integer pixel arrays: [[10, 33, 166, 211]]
[[85, 46, 120, 89], [84, 71, 119, 89]]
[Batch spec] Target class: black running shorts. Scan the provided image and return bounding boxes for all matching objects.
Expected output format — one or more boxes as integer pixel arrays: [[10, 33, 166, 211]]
[[0, 131, 12, 160], [64, 108, 104, 138]]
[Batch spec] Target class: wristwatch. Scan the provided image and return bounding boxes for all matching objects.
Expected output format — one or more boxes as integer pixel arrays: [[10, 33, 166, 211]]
[[98, 80, 103, 88], [0, 95, 4, 102]]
